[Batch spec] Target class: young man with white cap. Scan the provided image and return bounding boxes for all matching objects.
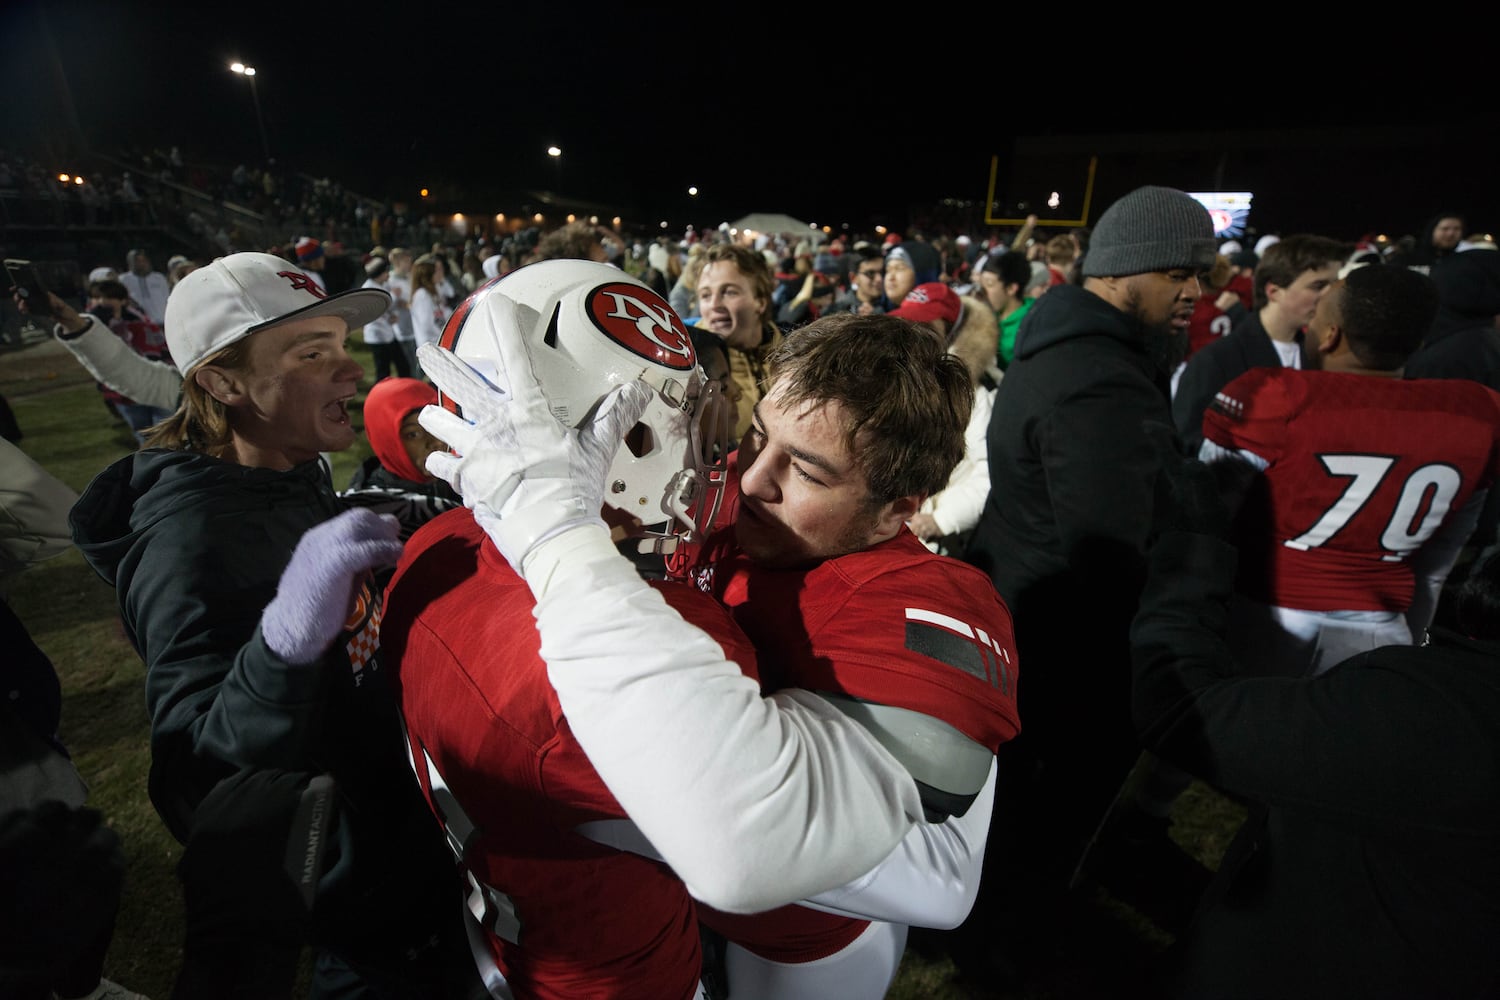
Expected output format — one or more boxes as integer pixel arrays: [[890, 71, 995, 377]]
[[68, 252, 475, 999], [960, 185, 1220, 987]]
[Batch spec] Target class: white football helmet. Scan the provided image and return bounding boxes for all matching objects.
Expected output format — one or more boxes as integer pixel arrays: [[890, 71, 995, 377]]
[[437, 258, 728, 553]]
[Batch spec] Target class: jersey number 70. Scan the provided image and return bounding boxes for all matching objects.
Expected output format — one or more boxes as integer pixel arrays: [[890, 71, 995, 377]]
[[1284, 454, 1462, 562]]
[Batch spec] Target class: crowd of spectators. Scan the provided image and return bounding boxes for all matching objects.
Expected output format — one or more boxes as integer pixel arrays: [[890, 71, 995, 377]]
[[5, 148, 1499, 999]]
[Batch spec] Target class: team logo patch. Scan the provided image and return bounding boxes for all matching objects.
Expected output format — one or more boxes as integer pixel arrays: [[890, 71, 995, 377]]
[[278, 270, 328, 299], [904, 607, 1013, 694], [344, 585, 380, 684], [585, 282, 695, 370], [903, 285, 934, 305]]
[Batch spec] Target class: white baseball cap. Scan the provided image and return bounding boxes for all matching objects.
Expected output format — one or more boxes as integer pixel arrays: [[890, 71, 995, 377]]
[[165, 252, 391, 373]]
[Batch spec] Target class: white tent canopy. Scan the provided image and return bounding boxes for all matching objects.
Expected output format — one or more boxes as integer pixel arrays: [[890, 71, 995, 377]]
[[729, 212, 817, 238]]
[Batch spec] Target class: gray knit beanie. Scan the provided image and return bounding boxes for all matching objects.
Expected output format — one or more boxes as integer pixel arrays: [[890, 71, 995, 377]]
[[1081, 186, 1217, 278]]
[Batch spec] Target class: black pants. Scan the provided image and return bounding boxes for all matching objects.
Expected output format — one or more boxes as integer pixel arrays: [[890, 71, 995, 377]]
[[0, 803, 124, 1000], [368, 341, 411, 382], [0, 392, 20, 442], [172, 767, 481, 1000]]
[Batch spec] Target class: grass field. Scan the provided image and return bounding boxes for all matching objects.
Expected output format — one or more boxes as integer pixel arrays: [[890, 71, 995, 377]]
[[1, 330, 1246, 999]]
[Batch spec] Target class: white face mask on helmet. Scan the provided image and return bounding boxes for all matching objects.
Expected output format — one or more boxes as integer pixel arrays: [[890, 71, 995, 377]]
[[437, 258, 728, 553]]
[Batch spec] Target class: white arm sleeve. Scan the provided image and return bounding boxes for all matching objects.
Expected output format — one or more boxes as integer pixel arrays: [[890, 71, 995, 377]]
[[55, 316, 183, 411], [798, 755, 996, 929], [1407, 488, 1487, 637], [530, 525, 925, 915], [928, 389, 992, 538]]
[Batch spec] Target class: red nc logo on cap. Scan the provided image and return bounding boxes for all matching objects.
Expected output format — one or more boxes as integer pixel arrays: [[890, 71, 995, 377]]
[[277, 271, 328, 299], [587, 282, 694, 369]]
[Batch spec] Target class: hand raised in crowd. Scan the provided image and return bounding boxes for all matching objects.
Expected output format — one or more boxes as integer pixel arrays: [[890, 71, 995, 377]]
[[11, 289, 90, 336]]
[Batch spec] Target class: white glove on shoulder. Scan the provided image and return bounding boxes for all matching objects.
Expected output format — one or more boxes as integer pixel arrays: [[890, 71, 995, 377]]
[[416, 327, 650, 575]]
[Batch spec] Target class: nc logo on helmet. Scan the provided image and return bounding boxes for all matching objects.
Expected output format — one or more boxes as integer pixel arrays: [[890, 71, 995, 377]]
[[588, 283, 695, 370]]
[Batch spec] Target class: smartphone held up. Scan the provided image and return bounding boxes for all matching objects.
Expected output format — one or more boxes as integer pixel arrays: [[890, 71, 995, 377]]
[[5, 258, 56, 319]]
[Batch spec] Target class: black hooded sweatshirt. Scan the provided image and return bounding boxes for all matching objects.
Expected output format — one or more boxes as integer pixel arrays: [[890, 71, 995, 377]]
[[964, 283, 1175, 902], [69, 448, 452, 935]]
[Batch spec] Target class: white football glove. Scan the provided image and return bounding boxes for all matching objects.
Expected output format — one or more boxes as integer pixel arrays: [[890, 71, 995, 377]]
[[416, 320, 652, 574]]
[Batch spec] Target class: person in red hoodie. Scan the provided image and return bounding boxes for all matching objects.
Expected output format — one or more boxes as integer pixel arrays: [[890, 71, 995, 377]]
[[340, 376, 459, 543]]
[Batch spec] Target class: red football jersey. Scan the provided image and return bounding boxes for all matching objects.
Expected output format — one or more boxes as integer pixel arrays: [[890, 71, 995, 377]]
[[1185, 289, 1236, 359], [1203, 369, 1500, 611], [676, 464, 1022, 960], [1185, 274, 1254, 361], [382, 507, 760, 1000]]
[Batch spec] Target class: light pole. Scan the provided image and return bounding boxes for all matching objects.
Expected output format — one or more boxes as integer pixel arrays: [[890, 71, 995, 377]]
[[230, 61, 271, 164]]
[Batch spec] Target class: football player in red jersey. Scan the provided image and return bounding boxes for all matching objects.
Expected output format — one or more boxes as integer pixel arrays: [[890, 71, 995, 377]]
[[388, 262, 1018, 999], [1174, 253, 1251, 395], [660, 314, 1018, 997], [1200, 262, 1500, 676]]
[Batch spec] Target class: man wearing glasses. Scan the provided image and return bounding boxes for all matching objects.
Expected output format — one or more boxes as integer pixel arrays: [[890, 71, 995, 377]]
[[827, 246, 890, 316]]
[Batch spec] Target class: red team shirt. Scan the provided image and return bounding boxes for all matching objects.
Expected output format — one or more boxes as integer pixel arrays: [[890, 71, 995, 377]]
[[673, 466, 1022, 961], [1203, 368, 1500, 612], [382, 507, 761, 1000], [385, 450, 1021, 990], [1185, 273, 1254, 361]]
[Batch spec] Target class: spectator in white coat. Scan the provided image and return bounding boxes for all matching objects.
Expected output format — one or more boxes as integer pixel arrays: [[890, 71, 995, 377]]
[[120, 249, 171, 325]]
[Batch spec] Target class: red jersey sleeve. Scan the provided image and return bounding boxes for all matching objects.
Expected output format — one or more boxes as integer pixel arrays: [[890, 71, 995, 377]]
[[1201, 366, 1301, 464], [712, 535, 1020, 753]]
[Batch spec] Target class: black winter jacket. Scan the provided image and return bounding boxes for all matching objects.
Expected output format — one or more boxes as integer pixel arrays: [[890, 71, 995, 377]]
[[964, 284, 1174, 859], [69, 449, 456, 958], [1134, 529, 1500, 999]]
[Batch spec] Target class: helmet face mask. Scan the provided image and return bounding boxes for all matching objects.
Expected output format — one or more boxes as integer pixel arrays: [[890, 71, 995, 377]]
[[439, 259, 727, 552]]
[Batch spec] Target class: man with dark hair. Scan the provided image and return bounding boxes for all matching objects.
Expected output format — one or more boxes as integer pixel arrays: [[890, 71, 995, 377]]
[[1199, 263, 1500, 677], [1131, 436, 1500, 1000], [1174, 233, 1352, 454], [1388, 210, 1466, 274], [960, 185, 1219, 983], [973, 249, 1035, 371], [400, 283, 1020, 998], [826, 246, 890, 316]]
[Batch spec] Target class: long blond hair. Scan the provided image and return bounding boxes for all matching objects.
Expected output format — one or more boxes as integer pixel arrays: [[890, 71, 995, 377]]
[[140, 339, 254, 457]]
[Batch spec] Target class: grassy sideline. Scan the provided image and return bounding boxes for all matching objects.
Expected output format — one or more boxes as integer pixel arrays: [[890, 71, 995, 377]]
[[1, 331, 1245, 999]]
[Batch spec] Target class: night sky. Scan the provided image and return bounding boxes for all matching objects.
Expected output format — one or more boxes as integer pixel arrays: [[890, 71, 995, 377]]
[[4, 2, 1494, 243]]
